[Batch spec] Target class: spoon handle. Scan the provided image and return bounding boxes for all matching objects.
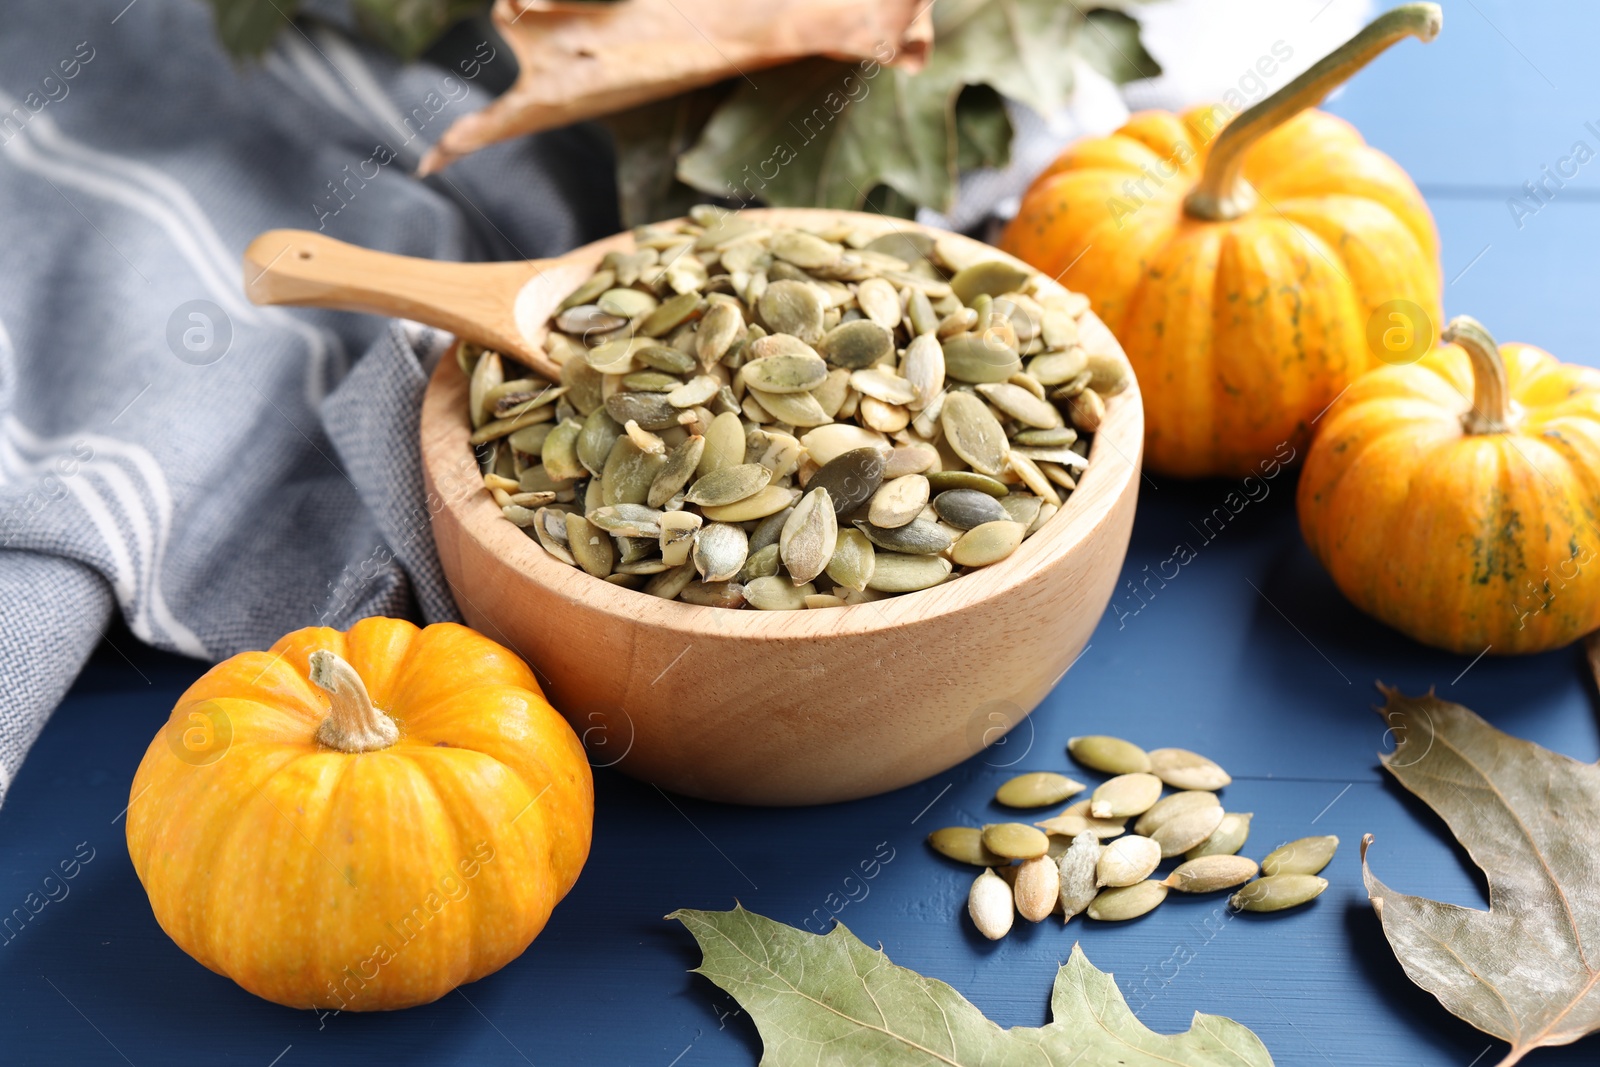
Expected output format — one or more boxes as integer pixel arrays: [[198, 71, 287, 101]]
[[242, 229, 562, 380]]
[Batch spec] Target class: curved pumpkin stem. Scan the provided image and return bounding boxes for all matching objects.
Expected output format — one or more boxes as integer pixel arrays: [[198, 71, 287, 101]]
[[310, 649, 399, 752], [1441, 316, 1514, 435], [1183, 3, 1442, 221]]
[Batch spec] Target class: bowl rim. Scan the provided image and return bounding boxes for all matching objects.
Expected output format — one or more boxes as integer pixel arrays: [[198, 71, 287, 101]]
[[421, 208, 1143, 640]]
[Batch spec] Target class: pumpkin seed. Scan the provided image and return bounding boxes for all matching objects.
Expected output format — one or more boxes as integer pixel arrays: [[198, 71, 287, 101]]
[[559, 270, 615, 312], [744, 575, 815, 610], [866, 552, 951, 592], [589, 503, 663, 538], [598, 287, 659, 319], [1057, 830, 1101, 923], [856, 277, 901, 328], [926, 470, 1009, 497], [747, 387, 832, 427], [692, 522, 748, 582], [996, 772, 1085, 809], [779, 487, 837, 585], [474, 217, 1101, 607], [941, 392, 1008, 475], [697, 411, 746, 477], [640, 291, 702, 337], [758, 279, 825, 343], [1085, 350, 1132, 396], [968, 868, 1014, 940], [1162, 855, 1259, 894], [855, 518, 953, 556], [928, 826, 1004, 866], [770, 230, 841, 270], [1133, 791, 1221, 838], [1260, 835, 1339, 877], [1187, 813, 1253, 860], [685, 463, 772, 507], [902, 333, 945, 410], [825, 528, 876, 592], [951, 521, 1025, 567], [666, 375, 720, 409], [659, 511, 702, 566], [1089, 773, 1163, 819], [564, 514, 614, 578], [1151, 806, 1227, 858], [950, 260, 1032, 304], [977, 382, 1063, 429], [943, 335, 1022, 384], [1230, 874, 1329, 913], [1014, 855, 1060, 923], [1034, 798, 1127, 840], [647, 436, 706, 508], [981, 822, 1049, 860], [1067, 387, 1105, 432], [744, 351, 829, 394], [934, 489, 1008, 529], [1068, 735, 1152, 775], [699, 485, 796, 522], [1087, 880, 1167, 922], [867, 475, 930, 529], [1096, 835, 1160, 888], [1147, 747, 1233, 791], [806, 446, 886, 515], [817, 319, 893, 369]]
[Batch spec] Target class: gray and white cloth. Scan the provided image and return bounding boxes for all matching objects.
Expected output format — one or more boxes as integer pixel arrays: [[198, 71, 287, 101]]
[[0, 0, 616, 803]]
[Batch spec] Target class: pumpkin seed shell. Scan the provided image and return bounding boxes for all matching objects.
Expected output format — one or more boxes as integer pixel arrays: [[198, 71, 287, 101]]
[[981, 822, 1049, 860], [1087, 880, 1167, 922], [928, 826, 1004, 867], [1147, 747, 1233, 791], [995, 772, 1086, 809], [1068, 735, 1152, 775], [1057, 830, 1101, 923], [1162, 855, 1259, 893], [1230, 874, 1329, 913], [1260, 835, 1339, 877], [1014, 855, 1060, 923]]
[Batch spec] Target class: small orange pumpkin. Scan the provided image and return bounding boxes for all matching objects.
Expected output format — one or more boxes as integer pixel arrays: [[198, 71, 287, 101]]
[[1299, 316, 1600, 655], [125, 617, 593, 1010], [1002, 4, 1443, 478]]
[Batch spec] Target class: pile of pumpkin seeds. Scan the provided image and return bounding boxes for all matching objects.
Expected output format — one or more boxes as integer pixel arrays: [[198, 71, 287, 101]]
[[463, 206, 1131, 608], [928, 735, 1337, 939]]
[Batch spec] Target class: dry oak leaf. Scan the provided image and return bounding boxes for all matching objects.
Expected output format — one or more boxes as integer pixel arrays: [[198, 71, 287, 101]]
[[1364, 683, 1600, 1066], [671, 904, 1274, 1065], [420, 0, 932, 174]]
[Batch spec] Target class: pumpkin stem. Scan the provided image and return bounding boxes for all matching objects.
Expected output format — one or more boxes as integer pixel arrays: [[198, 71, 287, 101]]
[[1441, 316, 1514, 435], [309, 650, 399, 753], [1183, 3, 1442, 221]]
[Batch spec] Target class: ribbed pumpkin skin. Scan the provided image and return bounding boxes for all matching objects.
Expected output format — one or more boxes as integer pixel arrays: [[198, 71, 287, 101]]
[[1298, 341, 1600, 654], [1001, 106, 1441, 477], [126, 618, 593, 1010]]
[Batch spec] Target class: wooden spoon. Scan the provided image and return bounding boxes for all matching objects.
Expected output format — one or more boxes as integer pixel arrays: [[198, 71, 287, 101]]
[[242, 229, 606, 382]]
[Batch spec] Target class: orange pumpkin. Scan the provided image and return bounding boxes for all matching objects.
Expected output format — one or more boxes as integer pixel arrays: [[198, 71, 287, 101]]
[[125, 617, 593, 1010], [1002, 4, 1443, 478], [1299, 316, 1600, 655]]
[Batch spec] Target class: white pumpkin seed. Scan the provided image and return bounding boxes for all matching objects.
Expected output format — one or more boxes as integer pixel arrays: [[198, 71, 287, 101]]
[[968, 868, 1014, 940], [1090, 773, 1163, 819], [867, 475, 930, 529], [1147, 747, 1233, 791], [1096, 835, 1161, 887], [1162, 855, 1259, 894]]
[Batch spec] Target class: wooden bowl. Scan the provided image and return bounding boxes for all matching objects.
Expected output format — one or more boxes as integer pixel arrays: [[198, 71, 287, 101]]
[[419, 209, 1142, 805]]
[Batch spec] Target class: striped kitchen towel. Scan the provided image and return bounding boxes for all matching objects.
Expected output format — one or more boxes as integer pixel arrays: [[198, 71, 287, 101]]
[[0, 0, 617, 803]]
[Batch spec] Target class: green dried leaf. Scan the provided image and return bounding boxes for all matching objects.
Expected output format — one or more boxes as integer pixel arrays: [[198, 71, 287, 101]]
[[1363, 683, 1600, 1064], [605, 84, 733, 227], [207, 0, 298, 58], [352, 0, 486, 60], [676, 0, 1156, 214], [671, 904, 1274, 1065]]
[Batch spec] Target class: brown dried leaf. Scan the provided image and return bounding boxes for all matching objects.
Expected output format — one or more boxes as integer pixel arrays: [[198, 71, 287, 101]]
[[420, 0, 931, 174], [1363, 683, 1600, 1065]]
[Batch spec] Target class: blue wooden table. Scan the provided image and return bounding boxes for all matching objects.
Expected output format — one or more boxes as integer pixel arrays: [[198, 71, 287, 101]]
[[5, 2, 1600, 1063]]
